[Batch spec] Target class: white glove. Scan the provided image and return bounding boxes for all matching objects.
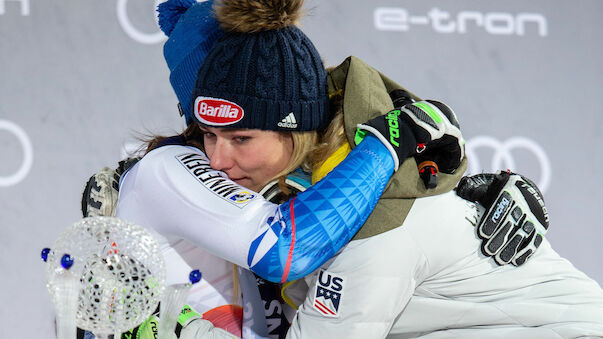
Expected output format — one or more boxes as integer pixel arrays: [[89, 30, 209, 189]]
[[179, 318, 240, 339], [81, 158, 139, 217]]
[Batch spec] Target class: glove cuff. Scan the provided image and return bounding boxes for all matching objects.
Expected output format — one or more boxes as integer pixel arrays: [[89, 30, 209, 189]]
[[356, 124, 400, 171]]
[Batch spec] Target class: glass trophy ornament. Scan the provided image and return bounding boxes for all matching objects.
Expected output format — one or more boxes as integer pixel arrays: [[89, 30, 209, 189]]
[[157, 270, 203, 339], [45, 216, 166, 339]]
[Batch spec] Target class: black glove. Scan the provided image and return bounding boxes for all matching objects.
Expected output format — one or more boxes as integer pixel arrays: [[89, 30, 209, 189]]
[[81, 158, 140, 217], [457, 171, 550, 266], [355, 95, 464, 174]]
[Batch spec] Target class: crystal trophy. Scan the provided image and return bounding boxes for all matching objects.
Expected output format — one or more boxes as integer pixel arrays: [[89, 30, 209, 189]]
[[44, 217, 166, 339]]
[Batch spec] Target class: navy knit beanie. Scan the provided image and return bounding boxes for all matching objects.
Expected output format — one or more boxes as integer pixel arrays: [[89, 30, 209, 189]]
[[158, 0, 222, 125], [190, 0, 330, 131]]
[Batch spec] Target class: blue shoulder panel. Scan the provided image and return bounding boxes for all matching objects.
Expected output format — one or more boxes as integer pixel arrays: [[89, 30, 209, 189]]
[[248, 135, 394, 282]]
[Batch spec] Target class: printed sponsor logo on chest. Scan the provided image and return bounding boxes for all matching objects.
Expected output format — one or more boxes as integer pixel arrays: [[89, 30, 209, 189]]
[[313, 270, 344, 318], [176, 153, 255, 208], [194, 96, 244, 126]]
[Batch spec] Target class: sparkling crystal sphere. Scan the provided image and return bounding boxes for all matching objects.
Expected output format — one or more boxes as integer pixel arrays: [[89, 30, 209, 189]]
[[45, 216, 166, 335]]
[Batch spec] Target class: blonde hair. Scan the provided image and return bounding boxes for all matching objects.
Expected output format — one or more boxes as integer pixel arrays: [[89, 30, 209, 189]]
[[310, 109, 346, 169], [272, 131, 317, 181], [271, 93, 347, 192], [310, 90, 347, 170]]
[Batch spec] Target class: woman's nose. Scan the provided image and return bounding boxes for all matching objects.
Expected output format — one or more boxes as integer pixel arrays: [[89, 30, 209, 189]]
[[209, 139, 234, 171]]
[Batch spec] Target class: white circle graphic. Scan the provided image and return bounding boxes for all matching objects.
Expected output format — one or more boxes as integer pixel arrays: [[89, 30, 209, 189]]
[[117, 0, 166, 45], [466, 136, 551, 193], [0, 120, 34, 187]]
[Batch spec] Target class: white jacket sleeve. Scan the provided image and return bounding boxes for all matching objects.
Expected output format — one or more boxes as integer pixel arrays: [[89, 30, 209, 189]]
[[116, 145, 277, 269]]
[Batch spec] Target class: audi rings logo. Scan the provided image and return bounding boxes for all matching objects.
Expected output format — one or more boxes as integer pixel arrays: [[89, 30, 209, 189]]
[[117, 0, 166, 44], [0, 120, 33, 187], [465, 136, 551, 193]]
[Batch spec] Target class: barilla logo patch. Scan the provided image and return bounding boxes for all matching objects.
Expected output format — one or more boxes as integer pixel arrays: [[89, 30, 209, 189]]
[[194, 96, 244, 126], [312, 270, 344, 318]]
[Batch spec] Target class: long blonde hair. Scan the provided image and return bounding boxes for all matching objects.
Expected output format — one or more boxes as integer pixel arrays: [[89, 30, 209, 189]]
[[270, 92, 347, 192]]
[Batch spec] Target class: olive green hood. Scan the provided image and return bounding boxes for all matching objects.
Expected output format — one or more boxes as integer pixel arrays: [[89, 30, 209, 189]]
[[327, 56, 468, 239]]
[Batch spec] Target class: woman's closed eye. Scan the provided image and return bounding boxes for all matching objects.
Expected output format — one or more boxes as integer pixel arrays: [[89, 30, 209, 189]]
[[233, 136, 251, 143], [202, 131, 216, 141]]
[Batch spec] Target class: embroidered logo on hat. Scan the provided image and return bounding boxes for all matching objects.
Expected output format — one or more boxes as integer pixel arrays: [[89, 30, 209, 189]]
[[277, 112, 298, 129], [194, 96, 244, 126]]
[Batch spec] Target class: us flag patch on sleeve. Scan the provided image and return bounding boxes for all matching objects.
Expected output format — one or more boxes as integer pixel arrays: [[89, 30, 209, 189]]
[[312, 270, 344, 318]]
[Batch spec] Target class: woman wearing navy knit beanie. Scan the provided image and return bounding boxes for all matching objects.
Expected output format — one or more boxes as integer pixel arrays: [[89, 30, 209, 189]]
[[84, 0, 603, 338], [109, 0, 465, 337]]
